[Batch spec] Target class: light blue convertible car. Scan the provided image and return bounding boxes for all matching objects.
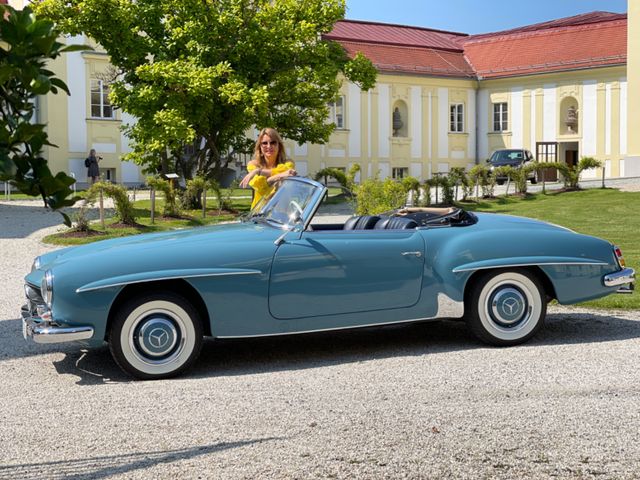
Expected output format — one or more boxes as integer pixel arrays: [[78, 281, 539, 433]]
[[22, 177, 635, 379]]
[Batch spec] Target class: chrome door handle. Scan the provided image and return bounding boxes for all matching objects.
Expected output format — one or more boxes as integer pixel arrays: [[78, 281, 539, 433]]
[[401, 251, 422, 257]]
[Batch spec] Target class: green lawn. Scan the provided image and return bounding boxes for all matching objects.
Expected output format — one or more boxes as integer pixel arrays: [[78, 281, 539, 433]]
[[43, 195, 253, 245], [461, 188, 639, 310]]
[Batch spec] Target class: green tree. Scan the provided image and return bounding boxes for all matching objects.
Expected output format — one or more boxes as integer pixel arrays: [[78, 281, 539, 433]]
[[36, 0, 377, 181], [0, 5, 86, 225]]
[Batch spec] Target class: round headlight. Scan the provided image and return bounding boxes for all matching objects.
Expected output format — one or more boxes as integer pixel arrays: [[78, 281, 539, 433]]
[[41, 270, 54, 307]]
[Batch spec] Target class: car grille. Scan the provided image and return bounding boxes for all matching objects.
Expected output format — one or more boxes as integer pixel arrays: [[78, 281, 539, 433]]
[[24, 283, 44, 315]]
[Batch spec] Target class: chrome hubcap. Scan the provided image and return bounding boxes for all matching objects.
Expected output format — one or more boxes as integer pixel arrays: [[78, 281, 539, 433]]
[[135, 316, 179, 358], [490, 287, 530, 327]]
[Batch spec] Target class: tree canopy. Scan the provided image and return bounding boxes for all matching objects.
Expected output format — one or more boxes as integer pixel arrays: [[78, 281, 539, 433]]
[[35, 0, 377, 180], [0, 5, 85, 224]]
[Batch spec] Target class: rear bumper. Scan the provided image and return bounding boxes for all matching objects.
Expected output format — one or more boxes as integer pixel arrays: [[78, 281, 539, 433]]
[[21, 305, 94, 344], [603, 268, 636, 293]]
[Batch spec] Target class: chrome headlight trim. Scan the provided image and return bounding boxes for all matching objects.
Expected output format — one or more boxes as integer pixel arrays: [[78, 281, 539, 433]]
[[41, 270, 54, 308], [32, 256, 41, 272]]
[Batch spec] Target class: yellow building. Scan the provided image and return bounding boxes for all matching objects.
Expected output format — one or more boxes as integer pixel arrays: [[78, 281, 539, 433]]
[[10, 0, 639, 185], [315, 10, 637, 181]]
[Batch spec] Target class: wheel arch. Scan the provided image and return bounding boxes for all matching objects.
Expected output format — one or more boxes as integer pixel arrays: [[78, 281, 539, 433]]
[[106, 279, 211, 340], [463, 265, 556, 305]]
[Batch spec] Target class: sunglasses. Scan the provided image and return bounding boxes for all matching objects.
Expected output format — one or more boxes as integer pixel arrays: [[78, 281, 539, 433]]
[[260, 140, 278, 147]]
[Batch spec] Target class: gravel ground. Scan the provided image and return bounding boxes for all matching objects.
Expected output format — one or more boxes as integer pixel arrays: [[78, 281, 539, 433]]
[[1, 193, 640, 479]]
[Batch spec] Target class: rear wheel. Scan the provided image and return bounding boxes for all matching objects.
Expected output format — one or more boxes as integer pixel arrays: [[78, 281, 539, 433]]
[[109, 291, 203, 380], [466, 269, 546, 346]]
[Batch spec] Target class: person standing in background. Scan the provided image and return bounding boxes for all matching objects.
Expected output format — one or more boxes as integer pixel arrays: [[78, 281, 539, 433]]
[[85, 149, 101, 184]]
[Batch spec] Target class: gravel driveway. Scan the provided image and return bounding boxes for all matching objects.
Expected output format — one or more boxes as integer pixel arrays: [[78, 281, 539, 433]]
[[1, 199, 639, 479]]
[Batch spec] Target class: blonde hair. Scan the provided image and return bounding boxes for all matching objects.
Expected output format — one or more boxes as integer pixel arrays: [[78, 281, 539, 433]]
[[252, 127, 287, 168]]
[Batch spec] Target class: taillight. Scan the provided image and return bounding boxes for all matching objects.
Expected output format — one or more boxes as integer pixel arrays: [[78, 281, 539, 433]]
[[614, 246, 626, 268]]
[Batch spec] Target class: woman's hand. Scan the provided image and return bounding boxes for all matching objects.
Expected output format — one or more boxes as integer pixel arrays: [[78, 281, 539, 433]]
[[240, 168, 260, 188], [268, 169, 297, 184]]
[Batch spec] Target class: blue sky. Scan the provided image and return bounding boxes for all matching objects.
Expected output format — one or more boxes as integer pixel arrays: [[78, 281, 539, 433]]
[[345, 0, 627, 34]]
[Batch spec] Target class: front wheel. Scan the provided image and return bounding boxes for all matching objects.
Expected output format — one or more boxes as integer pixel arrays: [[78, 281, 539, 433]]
[[466, 269, 546, 346], [109, 291, 203, 380]]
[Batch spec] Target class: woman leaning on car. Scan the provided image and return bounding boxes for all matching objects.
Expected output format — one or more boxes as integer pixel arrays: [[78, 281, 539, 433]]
[[240, 127, 297, 208]]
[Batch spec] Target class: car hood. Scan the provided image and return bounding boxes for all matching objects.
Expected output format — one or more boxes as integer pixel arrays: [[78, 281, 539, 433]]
[[27, 220, 281, 288]]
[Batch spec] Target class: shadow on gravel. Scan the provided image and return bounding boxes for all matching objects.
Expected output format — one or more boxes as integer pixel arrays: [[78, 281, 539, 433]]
[[3, 312, 639, 384], [0, 202, 113, 239], [0, 439, 279, 480], [0, 202, 66, 238], [191, 311, 640, 379]]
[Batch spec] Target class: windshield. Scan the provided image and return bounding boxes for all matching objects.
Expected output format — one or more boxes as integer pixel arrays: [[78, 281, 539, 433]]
[[245, 177, 326, 228], [490, 150, 524, 164]]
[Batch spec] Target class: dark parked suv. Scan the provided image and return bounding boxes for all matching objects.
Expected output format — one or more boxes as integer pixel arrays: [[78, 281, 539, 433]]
[[488, 149, 538, 184]]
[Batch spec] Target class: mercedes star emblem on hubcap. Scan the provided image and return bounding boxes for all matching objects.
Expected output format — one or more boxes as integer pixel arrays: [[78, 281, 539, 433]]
[[148, 328, 170, 349]]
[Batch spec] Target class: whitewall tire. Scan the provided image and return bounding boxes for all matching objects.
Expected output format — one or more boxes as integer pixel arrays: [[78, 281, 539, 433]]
[[466, 270, 546, 346], [109, 292, 203, 380]]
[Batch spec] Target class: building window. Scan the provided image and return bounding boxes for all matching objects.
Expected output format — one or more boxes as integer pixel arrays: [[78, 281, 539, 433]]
[[91, 79, 114, 119], [450, 103, 464, 133], [493, 102, 508, 131], [392, 167, 408, 180], [329, 96, 345, 129]]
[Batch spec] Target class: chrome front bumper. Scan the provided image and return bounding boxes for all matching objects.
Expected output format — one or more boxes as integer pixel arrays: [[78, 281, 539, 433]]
[[603, 268, 636, 293], [21, 305, 94, 344]]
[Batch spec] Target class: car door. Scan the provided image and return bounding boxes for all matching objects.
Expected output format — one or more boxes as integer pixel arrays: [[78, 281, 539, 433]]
[[268, 228, 425, 320]]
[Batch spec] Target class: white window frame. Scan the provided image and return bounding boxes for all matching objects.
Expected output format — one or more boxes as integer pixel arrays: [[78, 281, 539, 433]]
[[90, 79, 115, 119], [493, 102, 508, 132], [392, 167, 408, 180], [450, 103, 464, 133], [329, 95, 345, 129]]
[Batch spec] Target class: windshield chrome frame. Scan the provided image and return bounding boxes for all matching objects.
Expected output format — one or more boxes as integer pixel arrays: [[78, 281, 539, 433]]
[[247, 177, 327, 231]]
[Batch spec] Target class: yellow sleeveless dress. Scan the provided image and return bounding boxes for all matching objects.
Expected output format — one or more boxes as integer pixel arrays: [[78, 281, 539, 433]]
[[248, 161, 295, 209]]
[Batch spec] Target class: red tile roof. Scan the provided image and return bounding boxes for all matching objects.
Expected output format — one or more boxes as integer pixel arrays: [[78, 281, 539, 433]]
[[326, 19, 468, 51], [326, 12, 627, 80], [463, 16, 627, 79], [468, 11, 626, 40], [339, 41, 475, 78], [325, 19, 473, 77]]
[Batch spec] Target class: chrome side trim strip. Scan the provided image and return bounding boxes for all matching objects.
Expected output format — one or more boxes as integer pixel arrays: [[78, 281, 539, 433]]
[[76, 270, 261, 293], [216, 295, 464, 339], [216, 317, 433, 339], [453, 261, 608, 273]]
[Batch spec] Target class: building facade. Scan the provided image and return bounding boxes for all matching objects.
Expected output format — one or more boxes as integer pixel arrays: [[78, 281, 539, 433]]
[[8, 0, 639, 185]]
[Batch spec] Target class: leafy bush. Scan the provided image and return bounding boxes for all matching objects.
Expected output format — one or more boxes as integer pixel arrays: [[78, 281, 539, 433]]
[[355, 177, 407, 215], [71, 200, 93, 232], [147, 176, 180, 217], [401, 176, 421, 205], [555, 156, 602, 189], [468, 164, 495, 198], [0, 5, 87, 225], [315, 168, 350, 189], [314, 164, 360, 193], [87, 181, 137, 225], [448, 167, 469, 201]]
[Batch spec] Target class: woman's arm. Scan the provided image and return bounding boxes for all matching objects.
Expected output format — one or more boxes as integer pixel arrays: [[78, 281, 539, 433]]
[[240, 161, 264, 188]]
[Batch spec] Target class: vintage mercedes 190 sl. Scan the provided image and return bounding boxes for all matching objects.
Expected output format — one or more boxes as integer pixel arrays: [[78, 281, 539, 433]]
[[22, 177, 635, 379]]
